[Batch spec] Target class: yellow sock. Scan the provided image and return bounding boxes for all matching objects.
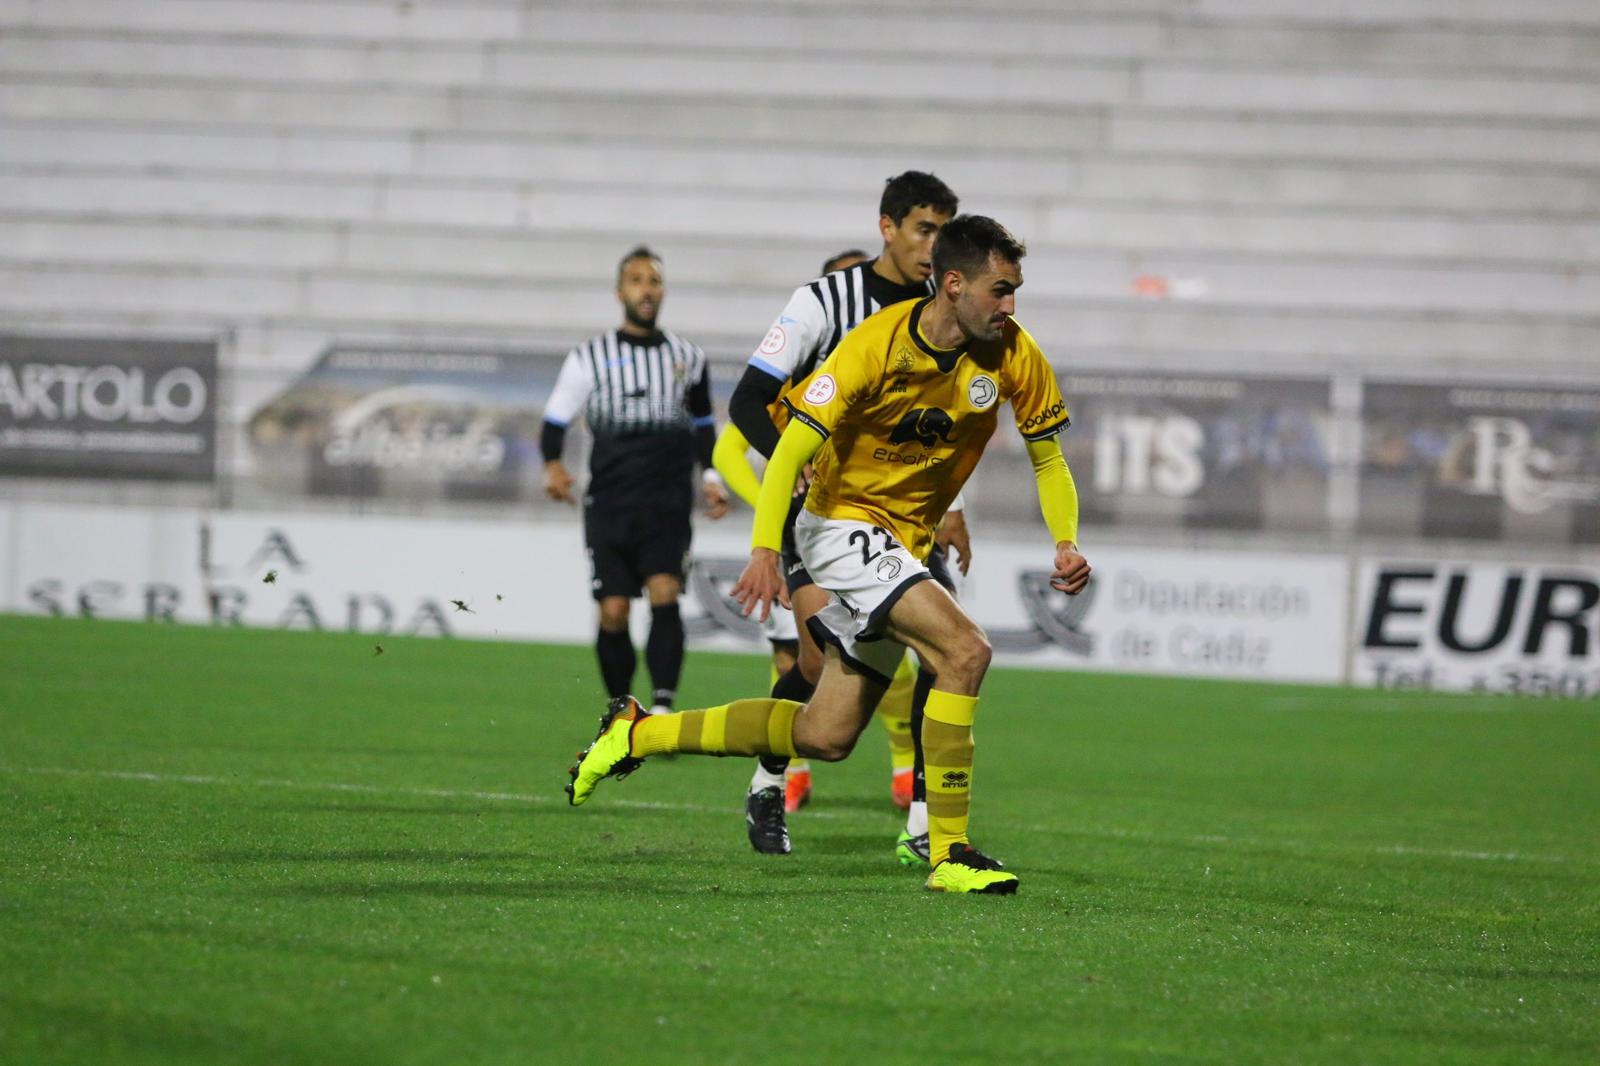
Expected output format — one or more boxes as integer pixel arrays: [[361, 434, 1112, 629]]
[[923, 689, 977, 867], [630, 699, 801, 759], [875, 655, 917, 773]]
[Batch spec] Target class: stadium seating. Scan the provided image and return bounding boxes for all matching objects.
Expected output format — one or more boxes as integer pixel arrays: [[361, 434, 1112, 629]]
[[0, 0, 1595, 370]]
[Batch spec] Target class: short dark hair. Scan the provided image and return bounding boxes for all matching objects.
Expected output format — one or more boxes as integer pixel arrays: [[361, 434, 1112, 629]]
[[616, 244, 661, 282], [820, 248, 870, 275], [931, 215, 1026, 280], [879, 171, 959, 226]]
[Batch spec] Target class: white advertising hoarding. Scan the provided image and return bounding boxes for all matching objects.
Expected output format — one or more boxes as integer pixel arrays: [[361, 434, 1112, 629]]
[[685, 535, 1348, 682], [0, 502, 1349, 686], [1, 503, 587, 642], [1353, 560, 1600, 696], [20, 502, 1598, 698]]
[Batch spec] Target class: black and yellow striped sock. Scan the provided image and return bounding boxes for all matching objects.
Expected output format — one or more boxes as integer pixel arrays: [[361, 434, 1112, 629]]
[[923, 689, 978, 868], [876, 655, 917, 774], [630, 699, 801, 759]]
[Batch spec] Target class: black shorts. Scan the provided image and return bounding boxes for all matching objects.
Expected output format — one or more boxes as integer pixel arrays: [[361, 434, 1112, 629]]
[[779, 495, 814, 596], [926, 542, 956, 594], [584, 505, 691, 601]]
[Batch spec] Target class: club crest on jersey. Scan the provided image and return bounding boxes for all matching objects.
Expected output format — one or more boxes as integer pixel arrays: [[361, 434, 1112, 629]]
[[968, 375, 997, 411], [889, 407, 957, 448], [893, 347, 916, 374], [758, 326, 787, 356], [804, 374, 837, 405]]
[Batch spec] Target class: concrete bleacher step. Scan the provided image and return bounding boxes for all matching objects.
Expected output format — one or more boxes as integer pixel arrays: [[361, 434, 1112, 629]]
[[1, 215, 1590, 317], [1070, 157, 1600, 215], [1042, 204, 1600, 266], [10, 10, 1598, 76], [1163, 21, 1600, 74], [8, 27, 1600, 122], [1107, 111, 1600, 168], [0, 0, 528, 41], [0, 30, 492, 87], [1136, 63, 1600, 121], [2, 143, 1591, 229], [7, 104, 1594, 189], [0, 77, 459, 131], [1191, 0, 1600, 28], [3, 259, 1594, 365], [521, 5, 1165, 59], [0, 76, 1110, 151], [0, 216, 346, 271], [0, 30, 1133, 108], [5, 166, 1596, 268], [480, 47, 1134, 107], [0, 120, 1088, 199], [6, 200, 1593, 270]]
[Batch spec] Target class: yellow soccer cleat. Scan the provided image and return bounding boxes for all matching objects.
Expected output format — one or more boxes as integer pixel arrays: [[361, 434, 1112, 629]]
[[565, 696, 647, 806], [925, 842, 1019, 895]]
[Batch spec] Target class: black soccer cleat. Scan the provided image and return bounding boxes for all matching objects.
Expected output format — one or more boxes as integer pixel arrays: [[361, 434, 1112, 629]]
[[745, 785, 792, 855]]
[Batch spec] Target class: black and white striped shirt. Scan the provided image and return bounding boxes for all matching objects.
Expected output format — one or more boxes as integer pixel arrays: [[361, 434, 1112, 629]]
[[747, 261, 933, 389], [543, 329, 714, 508]]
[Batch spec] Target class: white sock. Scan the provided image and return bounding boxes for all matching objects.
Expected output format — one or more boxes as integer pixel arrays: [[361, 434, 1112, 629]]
[[904, 800, 928, 837], [749, 762, 785, 793]]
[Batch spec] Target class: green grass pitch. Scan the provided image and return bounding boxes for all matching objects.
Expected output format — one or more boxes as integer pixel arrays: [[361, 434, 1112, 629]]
[[1, 614, 1596, 1065]]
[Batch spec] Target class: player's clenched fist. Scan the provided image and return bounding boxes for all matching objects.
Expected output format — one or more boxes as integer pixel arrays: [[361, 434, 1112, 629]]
[[732, 547, 790, 622], [1050, 541, 1091, 595]]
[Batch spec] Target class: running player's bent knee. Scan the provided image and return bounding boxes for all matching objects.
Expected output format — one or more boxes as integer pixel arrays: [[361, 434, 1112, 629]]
[[933, 633, 991, 690], [803, 739, 856, 763], [793, 725, 859, 763]]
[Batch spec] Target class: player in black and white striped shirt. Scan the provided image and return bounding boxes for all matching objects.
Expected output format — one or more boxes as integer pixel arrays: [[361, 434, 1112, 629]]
[[723, 172, 975, 857], [541, 246, 730, 713]]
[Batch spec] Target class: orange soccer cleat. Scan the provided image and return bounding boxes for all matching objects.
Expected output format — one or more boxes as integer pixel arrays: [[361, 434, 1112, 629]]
[[891, 767, 914, 810], [784, 765, 812, 813]]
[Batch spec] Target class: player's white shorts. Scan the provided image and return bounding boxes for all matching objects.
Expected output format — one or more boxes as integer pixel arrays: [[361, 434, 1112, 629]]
[[792, 508, 930, 685], [763, 601, 797, 643]]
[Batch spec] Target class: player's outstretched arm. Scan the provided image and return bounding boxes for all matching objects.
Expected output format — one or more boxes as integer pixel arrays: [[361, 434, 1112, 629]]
[[731, 419, 824, 621], [1024, 435, 1091, 595]]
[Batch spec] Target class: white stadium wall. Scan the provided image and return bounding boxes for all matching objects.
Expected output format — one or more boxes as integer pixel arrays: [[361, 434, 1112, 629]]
[[3, 501, 1597, 696]]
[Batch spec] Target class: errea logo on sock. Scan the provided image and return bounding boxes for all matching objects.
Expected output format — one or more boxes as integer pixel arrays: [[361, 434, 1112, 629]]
[[941, 770, 970, 789]]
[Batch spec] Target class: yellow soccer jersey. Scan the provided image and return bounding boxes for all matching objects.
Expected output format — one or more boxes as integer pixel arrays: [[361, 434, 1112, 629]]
[[782, 297, 1068, 559]]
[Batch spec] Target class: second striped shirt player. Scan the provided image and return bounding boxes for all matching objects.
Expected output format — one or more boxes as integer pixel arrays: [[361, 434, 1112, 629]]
[[541, 245, 730, 717]]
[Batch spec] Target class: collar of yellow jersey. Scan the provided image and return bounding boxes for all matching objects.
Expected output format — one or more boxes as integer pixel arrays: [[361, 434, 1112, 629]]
[[909, 298, 965, 374]]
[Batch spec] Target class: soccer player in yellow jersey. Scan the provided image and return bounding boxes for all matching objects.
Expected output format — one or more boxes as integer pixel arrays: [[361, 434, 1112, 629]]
[[567, 216, 1091, 894]]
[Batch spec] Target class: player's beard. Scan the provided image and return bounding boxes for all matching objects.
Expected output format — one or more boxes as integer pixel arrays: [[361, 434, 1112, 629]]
[[958, 301, 1004, 344], [622, 298, 658, 332]]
